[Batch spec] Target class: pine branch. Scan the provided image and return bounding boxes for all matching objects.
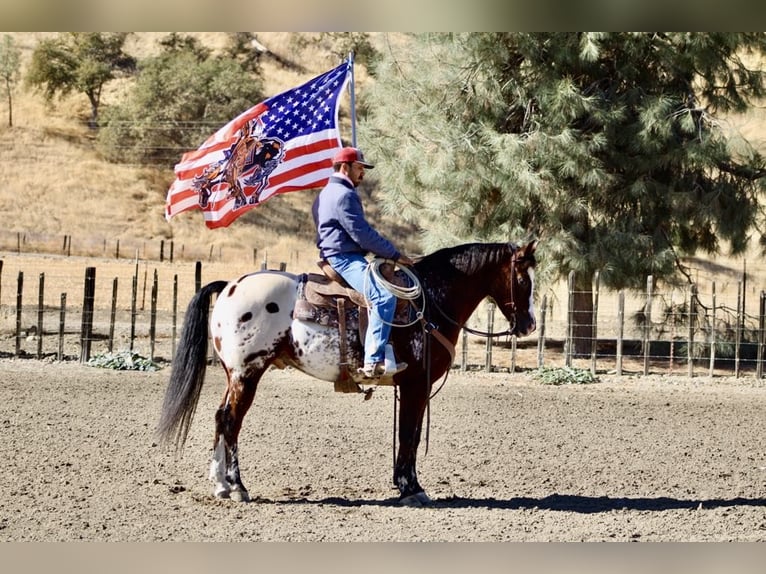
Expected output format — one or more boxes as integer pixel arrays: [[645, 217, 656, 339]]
[[717, 161, 766, 181]]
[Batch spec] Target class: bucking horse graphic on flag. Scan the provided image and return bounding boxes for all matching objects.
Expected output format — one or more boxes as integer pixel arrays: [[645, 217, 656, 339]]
[[193, 118, 285, 210]]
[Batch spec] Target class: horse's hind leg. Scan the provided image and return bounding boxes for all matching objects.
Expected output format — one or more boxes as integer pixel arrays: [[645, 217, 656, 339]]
[[209, 368, 263, 502]]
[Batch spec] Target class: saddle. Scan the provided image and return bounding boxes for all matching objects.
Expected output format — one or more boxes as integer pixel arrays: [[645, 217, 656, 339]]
[[294, 260, 412, 393]]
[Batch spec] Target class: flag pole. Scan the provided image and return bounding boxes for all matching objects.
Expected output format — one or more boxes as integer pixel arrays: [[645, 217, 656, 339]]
[[349, 51, 357, 147]]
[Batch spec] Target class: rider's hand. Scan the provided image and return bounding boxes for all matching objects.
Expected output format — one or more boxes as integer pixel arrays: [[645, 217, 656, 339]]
[[396, 254, 415, 266]]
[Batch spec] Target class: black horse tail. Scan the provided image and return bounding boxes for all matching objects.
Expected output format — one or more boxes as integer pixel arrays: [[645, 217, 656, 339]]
[[157, 280, 229, 451]]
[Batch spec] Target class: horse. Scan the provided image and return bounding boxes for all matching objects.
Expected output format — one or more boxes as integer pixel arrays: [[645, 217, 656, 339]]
[[157, 240, 538, 506]]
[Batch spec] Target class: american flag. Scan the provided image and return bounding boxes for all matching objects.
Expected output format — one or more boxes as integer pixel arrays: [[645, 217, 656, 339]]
[[165, 59, 351, 229]]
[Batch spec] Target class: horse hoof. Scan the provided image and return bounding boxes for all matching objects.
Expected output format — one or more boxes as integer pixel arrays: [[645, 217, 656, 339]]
[[230, 489, 251, 503], [399, 492, 430, 507], [213, 485, 231, 499]]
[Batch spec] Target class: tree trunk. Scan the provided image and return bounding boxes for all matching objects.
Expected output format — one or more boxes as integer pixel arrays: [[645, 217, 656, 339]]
[[572, 275, 594, 357]]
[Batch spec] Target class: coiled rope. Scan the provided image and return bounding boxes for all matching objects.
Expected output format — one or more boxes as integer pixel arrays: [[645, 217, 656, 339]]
[[363, 258, 424, 328]]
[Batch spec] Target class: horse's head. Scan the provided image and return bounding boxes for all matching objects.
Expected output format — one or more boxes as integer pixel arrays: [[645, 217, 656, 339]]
[[494, 240, 537, 337]]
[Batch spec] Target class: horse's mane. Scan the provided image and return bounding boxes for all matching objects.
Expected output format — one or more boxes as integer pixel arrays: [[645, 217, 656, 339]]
[[418, 242, 517, 278]]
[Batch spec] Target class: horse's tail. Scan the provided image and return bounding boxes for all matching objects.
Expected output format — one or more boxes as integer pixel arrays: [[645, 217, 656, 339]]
[[157, 280, 229, 451]]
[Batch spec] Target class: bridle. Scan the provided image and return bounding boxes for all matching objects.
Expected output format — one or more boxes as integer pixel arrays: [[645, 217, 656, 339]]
[[426, 252, 521, 338]]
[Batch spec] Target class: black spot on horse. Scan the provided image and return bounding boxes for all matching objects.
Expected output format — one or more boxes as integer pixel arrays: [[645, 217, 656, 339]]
[[240, 312, 253, 323], [266, 302, 279, 313]]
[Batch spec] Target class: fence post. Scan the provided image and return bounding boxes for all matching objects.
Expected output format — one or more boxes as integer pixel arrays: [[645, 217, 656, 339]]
[[109, 278, 118, 353], [617, 290, 625, 376], [735, 280, 742, 378], [58, 293, 66, 361], [15, 271, 23, 357], [130, 270, 138, 352], [172, 274, 178, 359], [757, 290, 765, 379], [536, 294, 547, 368], [687, 283, 696, 378], [80, 266, 96, 363], [195, 261, 202, 293], [509, 335, 517, 373], [0, 259, 3, 304], [643, 275, 653, 376], [709, 282, 717, 378], [149, 269, 158, 361], [36, 273, 44, 359], [460, 329, 467, 371], [566, 271, 574, 367], [485, 302, 494, 373], [591, 270, 600, 375]]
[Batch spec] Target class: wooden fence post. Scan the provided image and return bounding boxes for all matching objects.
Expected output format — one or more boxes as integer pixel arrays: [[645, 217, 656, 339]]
[[591, 270, 600, 375], [15, 271, 23, 357], [537, 293, 547, 368], [567, 272, 573, 366], [172, 274, 178, 359], [460, 330, 467, 371], [0, 259, 3, 305], [195, 261, 202, 293], [643, 275, 653, 376], [485, 302, 494, 373], [58, 293, 66, 361], [130, 270, 138, 352], [709, 282, 717, 378], [36, 273, 44, 359], [687, 283, 697, 378], [109, 278, 118, 353], [149, 269, 158, 361], [735, 280, 742, 378], [509, 335, 517, 373], [617, 290, 625, 376], [757, 290, 765, 380], [79, 266, 96, 363]]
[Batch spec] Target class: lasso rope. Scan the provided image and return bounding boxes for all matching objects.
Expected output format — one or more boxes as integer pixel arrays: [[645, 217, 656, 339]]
[[363, 258, 424, 328]]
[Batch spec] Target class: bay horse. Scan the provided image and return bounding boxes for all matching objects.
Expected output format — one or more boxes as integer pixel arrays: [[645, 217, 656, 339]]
[[157, 240, 537, 506]]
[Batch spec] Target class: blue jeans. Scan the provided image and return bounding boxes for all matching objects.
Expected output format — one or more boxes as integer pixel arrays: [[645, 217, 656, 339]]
[[326, 253, 396, 365]]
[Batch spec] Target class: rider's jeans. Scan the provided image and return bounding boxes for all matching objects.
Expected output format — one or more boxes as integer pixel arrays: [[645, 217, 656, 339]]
[[326, 253, 396, 365]]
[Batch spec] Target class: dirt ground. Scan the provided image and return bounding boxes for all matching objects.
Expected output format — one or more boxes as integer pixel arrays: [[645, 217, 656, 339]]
[[2, 357, 766, 542]]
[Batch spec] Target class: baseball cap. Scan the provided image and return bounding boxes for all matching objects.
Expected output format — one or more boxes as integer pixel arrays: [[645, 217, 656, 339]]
[[332, 146, 374, 168]]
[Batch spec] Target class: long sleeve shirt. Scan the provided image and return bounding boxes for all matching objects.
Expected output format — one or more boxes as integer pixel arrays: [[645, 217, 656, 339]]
[[312, 174, 400, 261]]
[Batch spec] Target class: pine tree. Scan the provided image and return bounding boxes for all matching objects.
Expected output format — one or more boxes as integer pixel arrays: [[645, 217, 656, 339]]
[[362, 33, 766, 353]]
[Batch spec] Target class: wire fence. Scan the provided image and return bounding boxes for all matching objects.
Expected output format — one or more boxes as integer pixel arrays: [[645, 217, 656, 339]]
[[2, 248, 766, 379]]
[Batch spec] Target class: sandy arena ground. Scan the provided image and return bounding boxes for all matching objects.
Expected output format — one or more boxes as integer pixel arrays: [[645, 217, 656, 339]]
[[1, 357, 766, 542]]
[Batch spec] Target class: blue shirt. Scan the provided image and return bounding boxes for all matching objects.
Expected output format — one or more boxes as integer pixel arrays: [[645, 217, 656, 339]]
[[312, 174, 401, 261]]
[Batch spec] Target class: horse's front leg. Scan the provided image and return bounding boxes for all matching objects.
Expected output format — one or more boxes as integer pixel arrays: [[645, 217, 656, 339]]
[[394, 381, 431, 507], [209, 371, 259, 502]]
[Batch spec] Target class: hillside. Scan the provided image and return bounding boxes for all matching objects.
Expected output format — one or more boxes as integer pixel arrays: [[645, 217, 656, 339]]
[[0, 32, 419, 269]]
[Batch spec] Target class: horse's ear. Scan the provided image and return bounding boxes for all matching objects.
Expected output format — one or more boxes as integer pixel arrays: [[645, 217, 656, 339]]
[[522, 239, 538, 256]]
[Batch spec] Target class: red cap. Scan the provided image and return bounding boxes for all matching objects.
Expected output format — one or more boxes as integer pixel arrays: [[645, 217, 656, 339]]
[[332, 146, 374, 168]]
